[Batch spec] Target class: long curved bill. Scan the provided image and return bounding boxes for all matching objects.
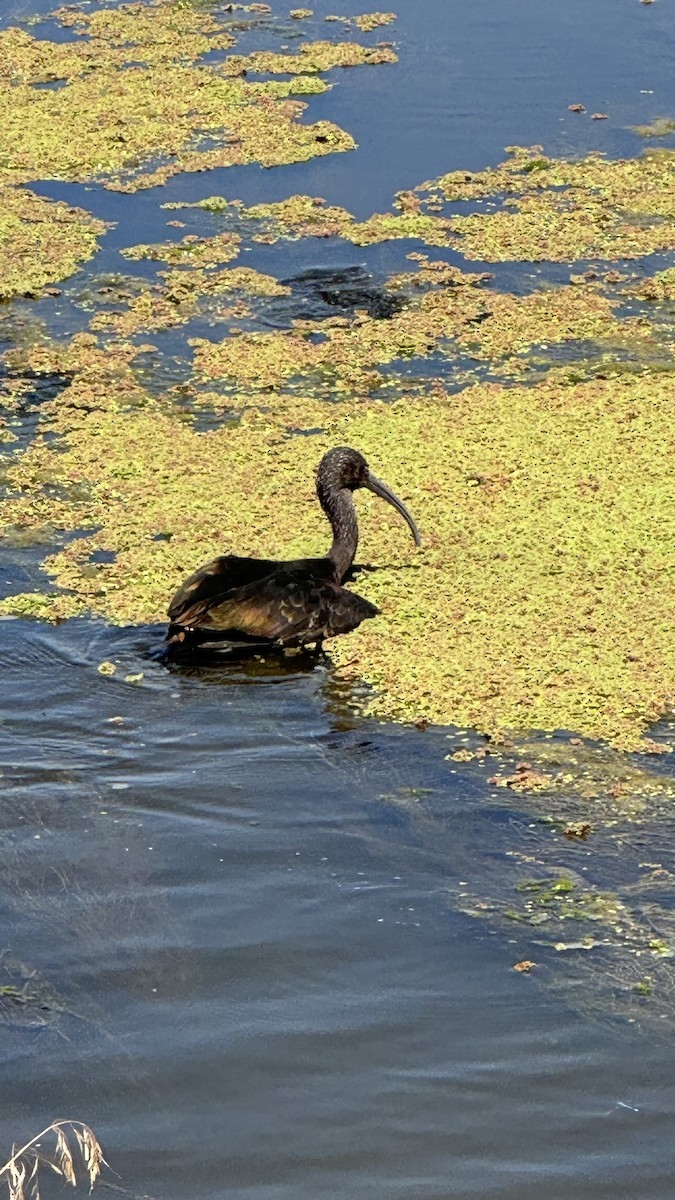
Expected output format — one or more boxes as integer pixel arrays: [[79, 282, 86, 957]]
[[365, 473, 421, 546]]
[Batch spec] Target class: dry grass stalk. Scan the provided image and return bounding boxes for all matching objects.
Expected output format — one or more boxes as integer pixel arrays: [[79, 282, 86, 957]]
[[1, 1120, 107, 1200]]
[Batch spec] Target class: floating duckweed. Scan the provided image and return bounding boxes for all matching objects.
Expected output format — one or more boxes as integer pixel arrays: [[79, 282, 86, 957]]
[[352, 12, 397, 31], [90, 266, 290, 336], [387, 255, 492, 293], [514, 877, 575, 897], [49, 2, 237, 65], [349, 212, 455, 246], [166, 266, 290, 298], [630, 117, 675, 138], [90, 289, 188, 337], [648, 938, 673, 957], [122, 234, 242, 265], [456, 287, 639, 361], [0, 185, 107, 300], [0, 2, 383, 193], [0, 590, 85, 619], [512, 878, 625, 924], [488, 764, 554, 792], [188, 280, 644, 389], [222, 41, 397, 74], [188, 278, 489, 389], [419, 145, 675, 261], [163, 151, 675, 264], [323, 11, 395, 29], [239, 193, 455, 246], [631, 267, 675, 303], [1, 344, 674, 749], [242, 194, 355, 240]]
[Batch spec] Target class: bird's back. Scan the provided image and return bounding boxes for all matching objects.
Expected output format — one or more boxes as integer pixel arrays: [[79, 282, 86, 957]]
[[168, 553, 335, 623], [166, 554, 377, 650]]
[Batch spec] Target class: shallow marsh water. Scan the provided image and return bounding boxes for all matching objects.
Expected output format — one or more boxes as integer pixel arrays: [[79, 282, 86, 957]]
[[2, 0, 675, 1198]]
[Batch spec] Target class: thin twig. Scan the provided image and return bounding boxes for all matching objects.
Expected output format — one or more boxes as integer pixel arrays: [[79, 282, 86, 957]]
[[1, 1120, 108, 1200]]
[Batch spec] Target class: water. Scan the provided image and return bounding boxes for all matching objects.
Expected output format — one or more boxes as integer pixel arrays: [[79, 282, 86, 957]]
[[3, 0, 675, 1197], [2, 618, 674, 1200]]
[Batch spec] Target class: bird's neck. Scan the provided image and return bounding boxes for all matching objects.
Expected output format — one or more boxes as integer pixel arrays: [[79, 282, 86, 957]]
[[324, 488, 358, 581]]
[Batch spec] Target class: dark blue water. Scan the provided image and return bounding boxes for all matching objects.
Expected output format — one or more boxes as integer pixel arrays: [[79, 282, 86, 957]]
[[2, 1, 675, 1197], [2, 619, 674, 1200]]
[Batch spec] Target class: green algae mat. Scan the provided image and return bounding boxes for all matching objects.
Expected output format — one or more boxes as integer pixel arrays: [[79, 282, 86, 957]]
[[1, 0, 675, 758]]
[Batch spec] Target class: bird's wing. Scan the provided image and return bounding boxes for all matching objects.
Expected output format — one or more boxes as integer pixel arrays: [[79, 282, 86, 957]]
[[183, 568, 379, 644], [168, 555, 278, 624]]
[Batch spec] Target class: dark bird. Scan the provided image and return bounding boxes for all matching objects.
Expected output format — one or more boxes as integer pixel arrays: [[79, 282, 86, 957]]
[[166, 446, 420, 653]]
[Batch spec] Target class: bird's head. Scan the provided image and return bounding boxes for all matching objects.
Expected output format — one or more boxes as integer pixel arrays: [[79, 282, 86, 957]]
[[317, 446, 421, 545]]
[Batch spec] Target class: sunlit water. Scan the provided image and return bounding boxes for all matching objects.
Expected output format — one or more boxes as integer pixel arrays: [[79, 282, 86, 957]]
[[2, 0, 675, 1197]]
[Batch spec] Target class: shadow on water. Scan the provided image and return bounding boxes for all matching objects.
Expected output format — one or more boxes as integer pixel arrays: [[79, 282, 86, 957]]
[[164, 643, 327, 683]]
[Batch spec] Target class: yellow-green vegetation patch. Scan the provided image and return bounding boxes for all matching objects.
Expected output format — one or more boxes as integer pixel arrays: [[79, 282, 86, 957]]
[[419, 145, 675, 261], [325, 376, 675, 747], [90, 266, 290, 336], [0, 2, 239, 84], [238, 193, 456, 246], [407, 728, 675, 1025], [630, 117, 675, 138], [48, 2, 237, 67], [222, 41, 397, 74], [122, 233, 242, 265], [447, 734, 675, 821], [0, 1, 390, 191], [355, 12, 396, 30], [508, 874, 622, 924], [188, 277, 490, 390], [386, 253, 493, 293], [349, 212, 455, 246], [164, 265, 289, 297], [466, 866, 675, 973], [168, 155, 675, 261], [339, 12, 397, 31], [89, 288, 190, 337], [0, 185, 107, 299], [631, 267, 675, 303], [241, 193, 355, 240], [187, 279, 647, 390], [456, 286, 650, 362], [1, 340, 674, 748]]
